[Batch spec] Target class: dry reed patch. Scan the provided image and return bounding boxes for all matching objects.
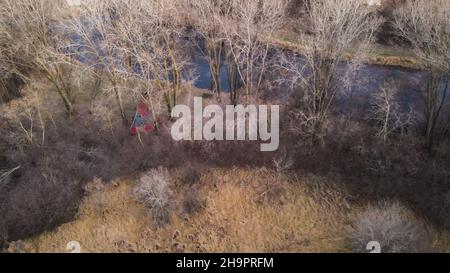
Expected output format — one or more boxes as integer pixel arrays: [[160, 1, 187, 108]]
[[8, 182, 150, 253], [6, 168, 359, 253], [9, 167, 448, 253], [426, 226, 450, 253]]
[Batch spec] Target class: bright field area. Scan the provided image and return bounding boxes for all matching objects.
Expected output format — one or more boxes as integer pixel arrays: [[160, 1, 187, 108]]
[[7, 167, 450, 253]]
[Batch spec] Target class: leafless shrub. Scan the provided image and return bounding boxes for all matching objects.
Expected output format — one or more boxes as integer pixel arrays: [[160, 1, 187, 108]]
[[273, 150, 294, 173], [370, 81, 418, 142], [0, 82, 60, 147], [180, 164, 201, 186], [134, 168, 173, 227], [182, 187, 206, 215], [287, 107, 331, 145], [348, 201, 431, 253]]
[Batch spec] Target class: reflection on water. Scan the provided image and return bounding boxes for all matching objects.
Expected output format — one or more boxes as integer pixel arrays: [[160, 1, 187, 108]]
[[264, 52, 449, 119], [338, 64, 449, 117], [190, 52, 231, 92], [66, 22, 449, 117]]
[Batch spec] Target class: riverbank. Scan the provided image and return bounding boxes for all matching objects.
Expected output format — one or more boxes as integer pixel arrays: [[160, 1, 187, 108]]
[[270, 31, 422, 71]]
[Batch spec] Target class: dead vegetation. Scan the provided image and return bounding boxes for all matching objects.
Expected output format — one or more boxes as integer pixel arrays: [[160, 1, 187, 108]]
[[133, 168, 173, 227], [6, 168, 448, 253], [4, 168, 351, 253], [348, 201, 431, 253], [0, 0, 449, 253]]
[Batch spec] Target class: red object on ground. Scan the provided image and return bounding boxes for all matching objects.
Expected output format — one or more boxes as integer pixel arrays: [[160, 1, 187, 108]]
[[144, 123, 154, 132], [130, 102, 155, 135], [138, 102, 150, 117]]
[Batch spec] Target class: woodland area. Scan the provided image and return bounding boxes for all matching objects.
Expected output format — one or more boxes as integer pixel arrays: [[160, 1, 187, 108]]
[[0, 0, 449, 253]]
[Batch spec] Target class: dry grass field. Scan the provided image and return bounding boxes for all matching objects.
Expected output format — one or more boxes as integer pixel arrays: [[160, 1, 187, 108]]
[[7, 167, 449, 253]]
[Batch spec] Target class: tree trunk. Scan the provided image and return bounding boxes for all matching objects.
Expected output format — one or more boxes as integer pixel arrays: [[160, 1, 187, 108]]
[[112, 80, 127, 125]]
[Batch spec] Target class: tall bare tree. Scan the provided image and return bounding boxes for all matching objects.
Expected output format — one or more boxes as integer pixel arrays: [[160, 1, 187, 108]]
[[70, 0, 188, 123], [70, 0, 132, 122], [219, 0, 287, 104], [0, 0, 75, 114], [183, 0, 240, 100], [393, 0, 450, 151], [281, 0, 383, 145], [136, 0, 189, 116], [112, 0, 189, 123]]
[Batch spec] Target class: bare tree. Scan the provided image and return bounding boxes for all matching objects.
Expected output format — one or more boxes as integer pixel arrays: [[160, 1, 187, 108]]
[[0, 0, 75, 114], [370, 81, 417, 143], [184, 0, 228, 99], [77, 0, 189, 122], [281, 0, 383, 145], [220, 0, 287, 104], [1, 82, 51, 146], [134, 0, 189, 117], [69, 0, 131, 123], [393, 0, 450, 151], [113, 0, 189, 124]]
